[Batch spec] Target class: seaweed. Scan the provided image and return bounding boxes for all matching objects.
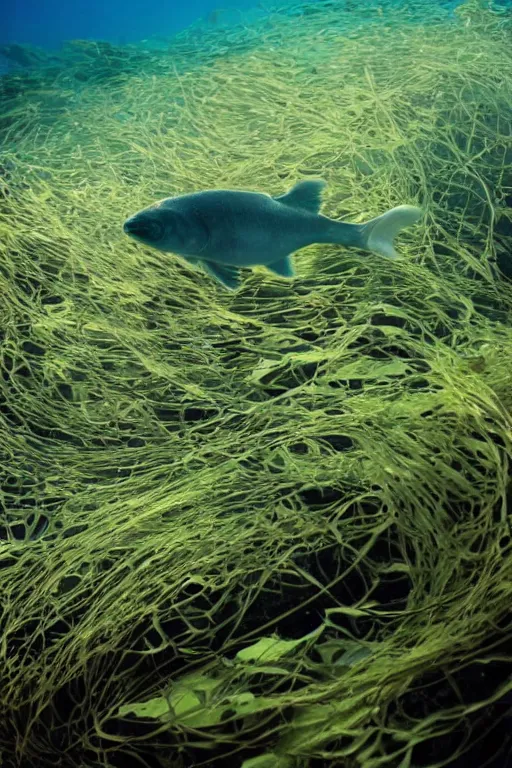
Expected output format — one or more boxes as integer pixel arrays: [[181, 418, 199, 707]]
[[0, 1, 512, 766]]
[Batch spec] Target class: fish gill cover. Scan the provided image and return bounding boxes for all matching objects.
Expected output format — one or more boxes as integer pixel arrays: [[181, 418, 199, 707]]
[[0, 0, 511, 766]]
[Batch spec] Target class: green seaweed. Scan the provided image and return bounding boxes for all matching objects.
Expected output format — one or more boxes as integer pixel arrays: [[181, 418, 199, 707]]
[[0, 0, 511, 766]]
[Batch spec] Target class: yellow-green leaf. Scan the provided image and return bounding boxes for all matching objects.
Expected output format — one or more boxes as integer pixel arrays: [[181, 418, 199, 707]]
[[236, 626, 323, 663], [118, 697, 170, 719], [241, 753, 292, 768]]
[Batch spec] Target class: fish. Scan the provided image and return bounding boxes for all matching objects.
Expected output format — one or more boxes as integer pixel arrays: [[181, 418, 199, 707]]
[[123, 179, 422, 290]]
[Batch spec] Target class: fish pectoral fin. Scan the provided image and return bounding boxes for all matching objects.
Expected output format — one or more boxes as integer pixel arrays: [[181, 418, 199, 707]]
[[266, 255, 295, 278], [273, 179, 326, 214], [202, 261, 242, 290]]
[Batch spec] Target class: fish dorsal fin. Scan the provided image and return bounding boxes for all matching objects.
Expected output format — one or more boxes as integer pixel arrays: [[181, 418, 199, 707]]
[[274, 179, 327, 214], [202, 261, 242, 290], [266, 255, 295, 278]]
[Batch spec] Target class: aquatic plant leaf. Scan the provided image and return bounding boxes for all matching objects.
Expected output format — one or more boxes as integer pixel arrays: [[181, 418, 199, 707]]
[[244, 665, 291, 676], [325, 604, 378, 619], [278, 697, 377, 753], [118, 673, 220, 722], [118, 674, 273, 728], [248, 357, 283, 383], [331, 358, 410, 380], [118, 697, 170, 719], [248, 348, 331, 383], [178, 692, 268, 727], [315, 639, 374, 667], [241, 754, 292, 768], [236, 627, 324, 663]]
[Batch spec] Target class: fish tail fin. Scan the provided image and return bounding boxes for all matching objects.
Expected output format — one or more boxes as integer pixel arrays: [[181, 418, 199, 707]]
[[359, 205, 422, 259]]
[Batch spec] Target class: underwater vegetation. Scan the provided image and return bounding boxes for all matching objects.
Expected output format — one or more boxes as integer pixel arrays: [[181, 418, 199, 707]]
[[0, 0, 511, 766]]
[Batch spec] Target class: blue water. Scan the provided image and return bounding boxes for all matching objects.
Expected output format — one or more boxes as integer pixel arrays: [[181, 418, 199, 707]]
[[3, 0, 512, 52], [3, 0, 260, 49]]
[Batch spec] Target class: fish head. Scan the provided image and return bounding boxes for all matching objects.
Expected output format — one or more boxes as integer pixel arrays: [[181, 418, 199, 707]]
[[123, 208, 166, 246], [123, 198, 209, 256]]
